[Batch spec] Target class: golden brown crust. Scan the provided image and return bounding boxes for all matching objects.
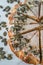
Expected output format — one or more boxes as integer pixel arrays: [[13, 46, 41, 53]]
[[24, 53, 39, 64], [7, 39, 40, 65], [8, 1, 43, 65], [8, 30, 14, 38], [7, 39, 24, 59]]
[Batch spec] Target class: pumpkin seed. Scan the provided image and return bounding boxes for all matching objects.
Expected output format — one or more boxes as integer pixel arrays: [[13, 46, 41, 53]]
[[1, 22, 6, 24], [1, 38, 7, 42], [17, 0, 20, 3], [0, 51, 6, 55], [5, 14, 8, 17], [24, 38, 30, 43], [1, 38, 7, 46], [3, 31, 7, 36], [2, 24, 7, 27], [6, 27, 8, 31], [7, 0, 15, 3], [1, 22, 7, 27], [4, 42, 7, 46], [0, 50, 6, 60], [5, 12, 11, 17], [7, 54, 12, 60], [0, 47, 12, 60], [3, 6, 11, 12], [29, 45, 32, 49]]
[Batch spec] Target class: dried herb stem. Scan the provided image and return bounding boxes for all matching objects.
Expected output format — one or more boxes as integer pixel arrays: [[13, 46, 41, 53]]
[[13, 26, 43, 37], [38, 2, 42, 63], [14, 12, 39, 22], [22, 13, 39, 22], [39, 30, 42, 63], [26, 3, 36, 16]]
